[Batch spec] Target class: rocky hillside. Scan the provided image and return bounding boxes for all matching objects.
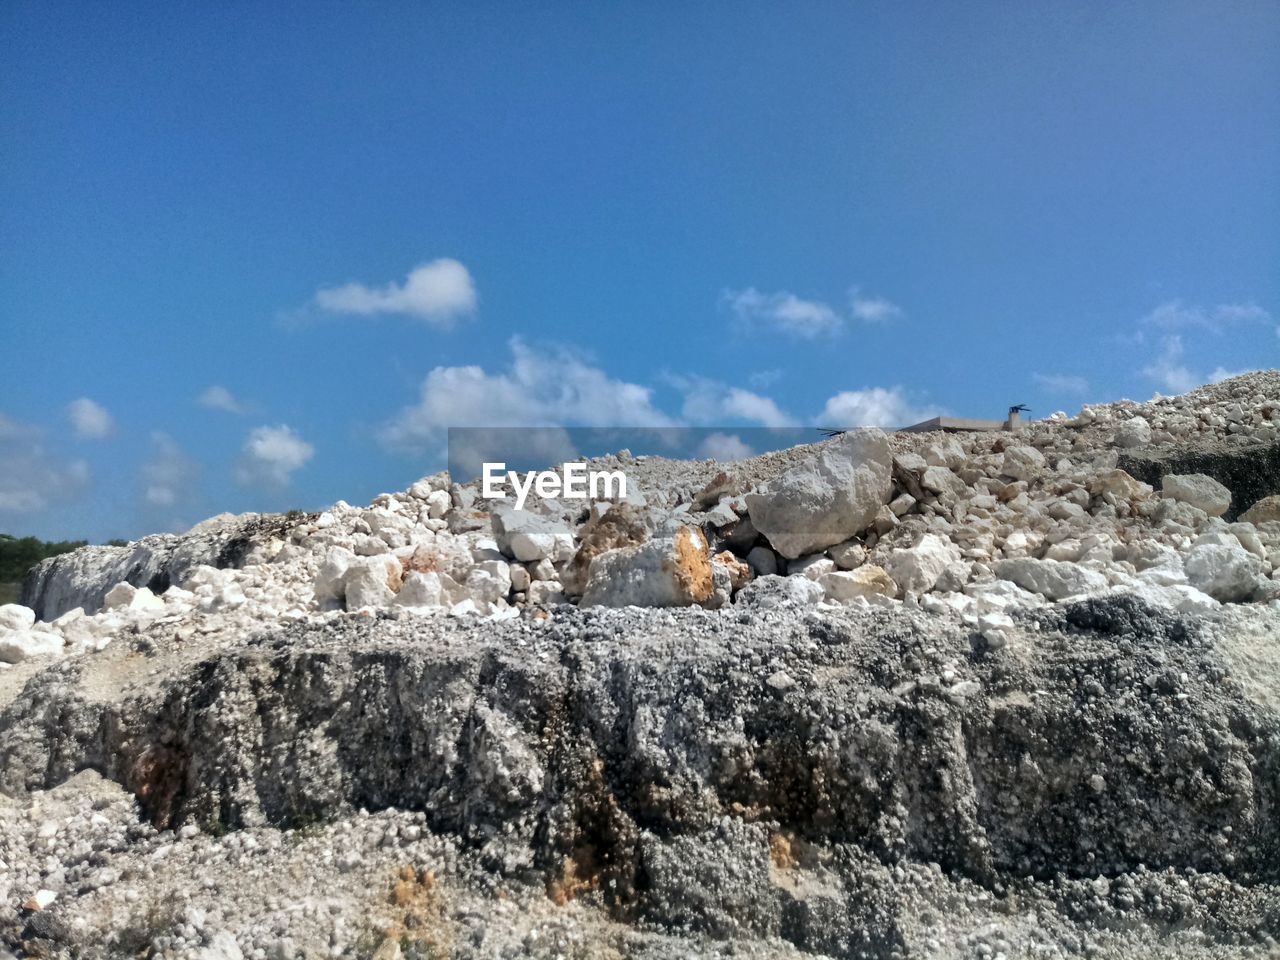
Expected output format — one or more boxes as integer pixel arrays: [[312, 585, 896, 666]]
[[1, 372, 1279, 958]]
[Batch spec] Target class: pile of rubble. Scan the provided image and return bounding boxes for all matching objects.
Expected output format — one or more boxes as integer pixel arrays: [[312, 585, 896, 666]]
[[4, 373, 1279, 669], [1, 371, 1278, 958]]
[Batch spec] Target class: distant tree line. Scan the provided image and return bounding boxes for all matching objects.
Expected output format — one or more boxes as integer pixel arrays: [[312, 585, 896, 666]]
[[0, 534, 127, 585]]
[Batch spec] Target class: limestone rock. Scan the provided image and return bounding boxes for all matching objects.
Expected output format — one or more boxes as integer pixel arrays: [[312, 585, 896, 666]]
[[0, 603, 36, 632], [992, 557, 1109, 601], [0, 628, 65, 663], [562, 504, 648, 596], [1161, 474, 1231, 518], [828, 539, 866, 570], [745, 429, 893, 559], [1088, 469, 1153, 501], [713, 551, 752, 592], [1114, 416, 1152, 447], [819, 565, 897, 602], [491, 508, 574, 563], [581, 527, 714, 608], [344, 555, 401, 609], [396, 571, 446, 608], [1000, 446, 1046, 482], [1183, 542, 1264, 603], [883, 533, 963, 596]]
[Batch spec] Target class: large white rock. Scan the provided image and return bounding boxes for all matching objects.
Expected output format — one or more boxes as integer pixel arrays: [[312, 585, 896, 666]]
[[102, 582, 165, 613], [0, 603, 36, 632], [312, 547, 355, 608], [1114, 416, 1152, 448], [1161, 474, 1231, 518], [1000, 446, 1045, 482], [0, 628, 64, 664], [992, 557, 1109, 601], [396, 571, 446, 608], [745, 429, 893, 559], [491, 508, 575, 562], [343, 555, 400, 609], [581, 528, 713, 608], [883, 534, 963, 596], [1183, 542, 1264, 602]]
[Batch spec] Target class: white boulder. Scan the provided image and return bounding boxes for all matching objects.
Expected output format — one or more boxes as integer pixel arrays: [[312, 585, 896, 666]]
[[0, 629, 64, 664], [745, 429, 893, 559], [343, 555, 400, 609], [1000, 446, 1046, 482], [883, 534, 963, 596], [1114, 416, 1152, 447], [0, 603, 36, 632], [992, 557, 1109, 601], [492, 508, 575, 562], [1161, 474, 1231, 518], [1183, 542, 1264, 603]]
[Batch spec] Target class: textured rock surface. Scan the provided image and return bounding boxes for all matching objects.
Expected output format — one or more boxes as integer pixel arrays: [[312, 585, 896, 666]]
[[745, 429, 893, 559], [4, 371, 1280, 957]]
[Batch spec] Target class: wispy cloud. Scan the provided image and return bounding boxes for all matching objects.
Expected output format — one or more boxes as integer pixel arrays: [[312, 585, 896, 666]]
[[698, 433, 754, 462], [1141, 335, 1201, 394], [380, 338, 675, 453], [723, 287, 843, 338], [141, 431, 200, 522], [1033, 372, 1090, 395], [665, 373, 799, 428], [198, 385, 247, 415], [67, 397, 114, 439], [1139, 299, 1272, 334], [849, 288, 904, 324], [310, 258, 477, 327], [235, 425, 315, 487], [0, 413, 90, 512], [817, 387, 943, 430]]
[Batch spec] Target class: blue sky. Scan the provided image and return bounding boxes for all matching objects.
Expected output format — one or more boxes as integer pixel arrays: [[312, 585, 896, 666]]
[[2, 1, 1278, 542]]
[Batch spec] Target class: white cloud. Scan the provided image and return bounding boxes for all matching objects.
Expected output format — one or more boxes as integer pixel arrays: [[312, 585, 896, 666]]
[[198, 385, 247, 415], [667, 374, 798, 428], [0, 414, 90, 512], [849, 290, 903, 324], [817, 387, 943, 430], [698, 433, 754, 462], [380, 338, 675, 453], [67, 397, 114, 439], [1139, 300, 1272, 333], [1033, 373, 1090, 395], [235, 425, 314, 487], [313, 258, 476, 326], [1141, 336, 1199, 394], [723, 288, 843, 338], [141, 432, 199, 509]]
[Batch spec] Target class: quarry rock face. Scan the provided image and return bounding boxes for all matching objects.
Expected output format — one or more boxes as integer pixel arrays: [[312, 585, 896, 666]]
[[744, 428, 893, 559], [4, 371, 1280, 957]]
